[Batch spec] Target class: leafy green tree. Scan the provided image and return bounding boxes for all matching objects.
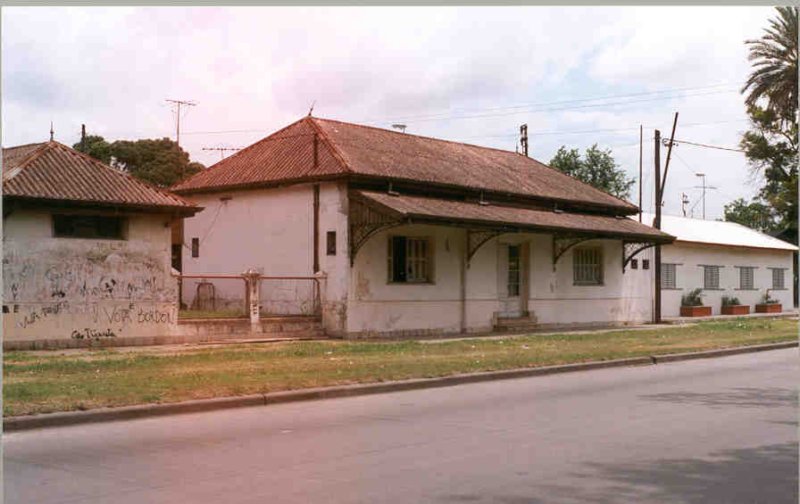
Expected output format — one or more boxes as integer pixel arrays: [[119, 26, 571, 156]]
[[740, 6, 798, 243], [73, 134, 203, 187], [549, 144, 634, 200], [723, 197, 777, 233], [110, 138, 203, 187], [72, 135, 113, 165]]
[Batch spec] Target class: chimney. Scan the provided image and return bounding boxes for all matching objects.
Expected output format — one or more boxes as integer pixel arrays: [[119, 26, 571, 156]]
[[519, 124, 528, 157]]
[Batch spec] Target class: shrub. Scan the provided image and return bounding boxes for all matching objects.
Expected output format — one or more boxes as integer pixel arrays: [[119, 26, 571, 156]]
[[721, 296, 741, 306], [681, 288, 704, 307], [761, 291, 779, 304]]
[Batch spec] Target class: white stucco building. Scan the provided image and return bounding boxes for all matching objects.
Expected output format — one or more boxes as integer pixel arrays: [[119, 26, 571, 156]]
[[174, 117, 674, 338], [2, 141, 199, 348], [633, 213, 797, 318]]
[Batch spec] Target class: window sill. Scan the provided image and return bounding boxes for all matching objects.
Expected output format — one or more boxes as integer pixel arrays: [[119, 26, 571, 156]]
[[661, 287, 682, 291], [702, 288, 725, 291], [734, 288, 758, 291], [387, 281, 435, 286], [573, 283, 604, 287]]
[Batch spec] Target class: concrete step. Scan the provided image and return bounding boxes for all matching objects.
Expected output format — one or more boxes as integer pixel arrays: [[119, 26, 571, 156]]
[[177, 316, 324, 338], [494, 315, 538, 333]]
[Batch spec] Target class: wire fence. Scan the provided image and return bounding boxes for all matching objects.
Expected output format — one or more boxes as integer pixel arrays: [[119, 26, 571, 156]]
[[177, 274, 321, 319]]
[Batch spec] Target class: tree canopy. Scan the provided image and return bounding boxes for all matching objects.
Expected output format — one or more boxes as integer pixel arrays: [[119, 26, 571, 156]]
[[73, 135, 203, 188], [723, 197, 777, 233], [739, 6, 798, 243], [549, 144, 634, 200]]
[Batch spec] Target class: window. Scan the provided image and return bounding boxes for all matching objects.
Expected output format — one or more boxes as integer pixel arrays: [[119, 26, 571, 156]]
[[771, 268, 786, 290], [630, 259, 638, 270], [507, 245, 521, 296], [191, 238, 199, 258], [573, 247, 603, 285], [702, 265, 721, 290], [642, 259, 650, 270], [661, 263, 677, 289], [52, 214, 125, 240], [738, 267, 755, 290], [388, 236, 432, 283], [326, 231, 337, 256]]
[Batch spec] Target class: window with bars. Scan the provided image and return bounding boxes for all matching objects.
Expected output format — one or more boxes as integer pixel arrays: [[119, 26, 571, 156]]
[[771, 268, 786, 290], [388, 236, 433, 283], [52, 214, 126, 240], [702, 265, 721, 290], [661, 263, 677, 289], [573, 247, 603, 285], [738, 267, 755, 290]]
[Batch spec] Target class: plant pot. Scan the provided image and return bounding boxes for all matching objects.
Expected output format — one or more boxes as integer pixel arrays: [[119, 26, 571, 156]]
[[755, 303, 782, 313], [721, 305, 750, 315], [680, 306, 712, 317]]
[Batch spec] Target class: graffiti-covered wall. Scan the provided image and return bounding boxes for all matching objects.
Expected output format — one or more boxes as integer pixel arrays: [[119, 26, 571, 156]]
[[3, 208, 178, 345]]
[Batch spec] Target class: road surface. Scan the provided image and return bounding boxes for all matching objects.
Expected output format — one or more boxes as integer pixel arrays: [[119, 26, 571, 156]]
[[5, 348, 797, 503]]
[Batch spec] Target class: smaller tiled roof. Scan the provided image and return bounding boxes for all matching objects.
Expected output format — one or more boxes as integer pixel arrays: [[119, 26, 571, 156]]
[[2, 141, 198, 214], [639, 212, 797, 251], [357, 191, 673, 242]]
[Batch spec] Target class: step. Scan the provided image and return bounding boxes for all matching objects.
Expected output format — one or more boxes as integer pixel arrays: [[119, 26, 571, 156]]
[[494, 315, 538, 333]]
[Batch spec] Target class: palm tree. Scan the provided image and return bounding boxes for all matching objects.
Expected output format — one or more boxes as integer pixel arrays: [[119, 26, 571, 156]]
[[741, 6, 798, 121]]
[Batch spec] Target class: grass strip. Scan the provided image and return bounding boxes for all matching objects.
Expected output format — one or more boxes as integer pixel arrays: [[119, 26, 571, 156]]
[[4, 318, 796, 417]]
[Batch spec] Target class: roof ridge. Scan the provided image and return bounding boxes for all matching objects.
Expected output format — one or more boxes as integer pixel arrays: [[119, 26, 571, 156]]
[[172, 117, 311, 190], [50, 141, 194, 207], [308, 116, 353, 174], [313, 117, 636, 210]]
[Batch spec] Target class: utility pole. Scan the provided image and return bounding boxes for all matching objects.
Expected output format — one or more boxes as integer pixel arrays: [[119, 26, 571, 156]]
[[654, 129, 662, 324], [638, 124, 643, 222], [81, 124, 86, 151], [201, 146, 241, 161], [165, 99, 196, 148], [519, 124, 528, 157], [694, 173, 716, 220]]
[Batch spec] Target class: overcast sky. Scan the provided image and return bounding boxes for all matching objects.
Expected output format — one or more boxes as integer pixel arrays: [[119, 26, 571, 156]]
[[2, 6, 775, 219]]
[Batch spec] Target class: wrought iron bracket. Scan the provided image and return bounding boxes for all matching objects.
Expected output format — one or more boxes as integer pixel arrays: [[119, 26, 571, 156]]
[[466, 229, 504, 268], [552, 235, 592, 271], [349, 198, 403, 266], [622, 241, 657, 272]]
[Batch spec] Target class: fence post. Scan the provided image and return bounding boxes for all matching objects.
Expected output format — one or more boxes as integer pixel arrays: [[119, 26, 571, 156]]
[[313, 271, 327, 317], [242, 269, 261, 327]]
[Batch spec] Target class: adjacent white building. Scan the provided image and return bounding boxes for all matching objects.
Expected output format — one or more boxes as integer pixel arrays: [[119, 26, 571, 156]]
[[174, 117, 674, 338], [635, 213, 797, 318], [2, 141, 199, 348]]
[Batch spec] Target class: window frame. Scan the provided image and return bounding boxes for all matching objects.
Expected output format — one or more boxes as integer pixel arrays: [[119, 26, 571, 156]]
[[572, 246, 604, 286], [770, 267, 787, 290], [51, 213, 128, 241], [326, 231, 337, 256], [700, 265, 723, 290], [735, 266, 756, 290], [661, 263, 678, 289], [387, 235, 435, 284]]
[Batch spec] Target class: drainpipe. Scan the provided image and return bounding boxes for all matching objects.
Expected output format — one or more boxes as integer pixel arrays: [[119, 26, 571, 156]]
[[460, 230, 467, 333]]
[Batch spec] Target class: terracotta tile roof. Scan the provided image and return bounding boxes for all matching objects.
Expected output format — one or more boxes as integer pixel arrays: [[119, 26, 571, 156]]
[[2, 141, 198, 214], [355, 190, 673, 242], [172, 117, 637, 213]]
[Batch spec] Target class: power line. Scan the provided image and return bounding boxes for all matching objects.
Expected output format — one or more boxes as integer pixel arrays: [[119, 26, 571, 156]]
[[670, 138, 745, 153], [165, 99, 196, 148], [362, 81, 742, 124], [367, 88, 739, 125]]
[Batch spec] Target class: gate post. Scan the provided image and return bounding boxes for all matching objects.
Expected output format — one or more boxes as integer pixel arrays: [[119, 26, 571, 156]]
[[242, 269, 261, 327]]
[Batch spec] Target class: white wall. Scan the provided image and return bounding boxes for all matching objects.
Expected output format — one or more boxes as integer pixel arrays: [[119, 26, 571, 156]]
[[181, 182, 350, 332], [660, 242, 794, 317], [3, 208, 177, 343], [347, 224, 653, 337]]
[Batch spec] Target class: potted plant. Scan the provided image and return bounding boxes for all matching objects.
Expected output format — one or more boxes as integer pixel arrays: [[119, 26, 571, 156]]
[[755, 290, 782, 313], [680, 288, 712, 317], [721, 295, 750, 316]]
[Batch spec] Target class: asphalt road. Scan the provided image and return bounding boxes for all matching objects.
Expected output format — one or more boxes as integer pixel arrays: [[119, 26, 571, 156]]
[[4, 348, 797, 504]]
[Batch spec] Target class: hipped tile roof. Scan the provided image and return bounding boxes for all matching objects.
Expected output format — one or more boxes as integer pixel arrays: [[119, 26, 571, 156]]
[[172, 117, 638, 213], [2, 141, 198, 214], [356, 190, 674, 242]]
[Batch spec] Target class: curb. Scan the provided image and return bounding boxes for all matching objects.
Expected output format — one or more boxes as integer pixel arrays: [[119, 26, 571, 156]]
[[5, 341, 797, 432]]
